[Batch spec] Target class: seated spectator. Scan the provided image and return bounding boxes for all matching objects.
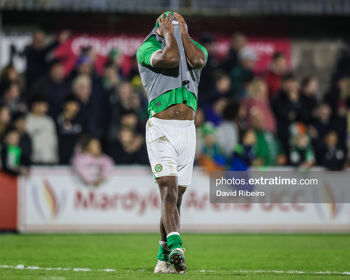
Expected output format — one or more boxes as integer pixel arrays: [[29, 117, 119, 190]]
[[72, 136, 114, 186], [11, 112, 32, 167], [289, 123, 315, 169], [0, 81, 27, 115], [107, 126, 148, 165], [264, 52, 287, 100], [221, 32, 247, 74], [0, 127, 29, 176], [250, 109, 286, 167], [32, 58, 69, 119], [230, 129, 256, 171], [198, 123, 226, 173], [0, 103, 10, 138], [216, 100, 239, 157], [56, 96, 83, 165], [241, 79, 276, 133], [319, 131, 346, 170], [230, 47, 256, 98], [26, 96, 58, 164]]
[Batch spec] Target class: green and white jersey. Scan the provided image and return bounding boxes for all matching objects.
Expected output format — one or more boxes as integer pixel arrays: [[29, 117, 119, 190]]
[[137, 35, 208, 118]]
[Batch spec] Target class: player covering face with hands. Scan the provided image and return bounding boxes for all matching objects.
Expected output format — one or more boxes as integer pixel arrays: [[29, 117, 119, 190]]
[[137, 11, 207, 273]]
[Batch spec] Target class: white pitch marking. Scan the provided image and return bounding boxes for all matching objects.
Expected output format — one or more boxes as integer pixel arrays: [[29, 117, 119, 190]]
[[0, 265, 349, 275]]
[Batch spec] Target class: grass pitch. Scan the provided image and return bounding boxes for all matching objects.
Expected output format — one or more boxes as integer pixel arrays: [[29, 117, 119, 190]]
[[0, 233, 349, 279]]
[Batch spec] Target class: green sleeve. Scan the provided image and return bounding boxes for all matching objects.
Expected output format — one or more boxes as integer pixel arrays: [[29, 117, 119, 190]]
[[136, 36, 162, 67], [191, 39, 208, 60]]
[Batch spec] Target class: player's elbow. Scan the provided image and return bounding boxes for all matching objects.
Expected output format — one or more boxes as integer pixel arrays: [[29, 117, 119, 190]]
[[190, 57, 206, 68]]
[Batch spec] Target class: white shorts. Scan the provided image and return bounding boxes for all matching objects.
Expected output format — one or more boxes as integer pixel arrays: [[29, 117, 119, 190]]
[[146, 117, 196, 187]]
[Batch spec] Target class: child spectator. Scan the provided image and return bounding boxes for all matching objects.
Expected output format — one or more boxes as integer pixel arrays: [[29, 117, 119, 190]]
[[289, 123, 315, 169], [56, 96, 83, 164], [107, 126, 148, 165], [264, 52, 287, 100], [72, 136, 114, 186], [1, 127, 28, 176], [320, 131, 346, 170], [26, 96, 58, 164], [251, 109, 286, 167], [198, 123, 226, 172], [11, 112, 32, 167], [230, 129, 256, 171], [241, 78, 276, 133]]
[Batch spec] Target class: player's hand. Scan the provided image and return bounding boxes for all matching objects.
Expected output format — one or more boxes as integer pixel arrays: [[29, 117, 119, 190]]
[[158, 13, 174, 37], [174, 12, 188, 35]]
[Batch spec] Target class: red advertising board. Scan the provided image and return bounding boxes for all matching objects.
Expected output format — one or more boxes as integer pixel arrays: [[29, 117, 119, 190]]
[[55, 34, 291, 76], [0, 173, 17, 230]]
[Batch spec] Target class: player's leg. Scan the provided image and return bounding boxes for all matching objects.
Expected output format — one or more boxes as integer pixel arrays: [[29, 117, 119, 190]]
[[156, 185, 185, 269], [167, 122, 195, 273], [145, 119, 179, 273]]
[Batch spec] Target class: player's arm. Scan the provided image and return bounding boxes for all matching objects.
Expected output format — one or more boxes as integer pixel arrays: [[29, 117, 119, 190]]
[[151, 13, 180, 68], [174, 12, 207, 69]]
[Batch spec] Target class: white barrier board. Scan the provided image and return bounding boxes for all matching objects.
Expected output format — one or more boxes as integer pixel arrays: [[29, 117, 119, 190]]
[[18, 167, 350, 232]]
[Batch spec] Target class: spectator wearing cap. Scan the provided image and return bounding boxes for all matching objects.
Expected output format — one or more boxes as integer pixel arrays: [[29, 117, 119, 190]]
[[11, 112, 32, 167], [264, 51, 288, 101], [230, 47, 256, 99], [32, 58, 69, 119], [26, 96, 58, 164], [56, 95, 83, 164]]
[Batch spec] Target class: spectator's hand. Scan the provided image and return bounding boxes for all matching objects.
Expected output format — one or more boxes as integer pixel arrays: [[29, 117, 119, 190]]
[[58, 30, 71, 43], [158, 13, 174, 37], [174, 12, 188, 35]]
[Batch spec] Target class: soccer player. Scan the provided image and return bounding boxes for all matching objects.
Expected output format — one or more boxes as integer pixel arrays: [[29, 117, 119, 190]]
[[137, 11, 207, 273]]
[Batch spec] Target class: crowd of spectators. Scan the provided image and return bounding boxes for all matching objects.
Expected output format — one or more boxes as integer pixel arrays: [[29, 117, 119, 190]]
[[0, 30, 349, 183]]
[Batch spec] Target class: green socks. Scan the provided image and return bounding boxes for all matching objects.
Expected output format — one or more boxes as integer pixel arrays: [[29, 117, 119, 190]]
[[167, 232, 183, 251], [156, 241, 170, 261]]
